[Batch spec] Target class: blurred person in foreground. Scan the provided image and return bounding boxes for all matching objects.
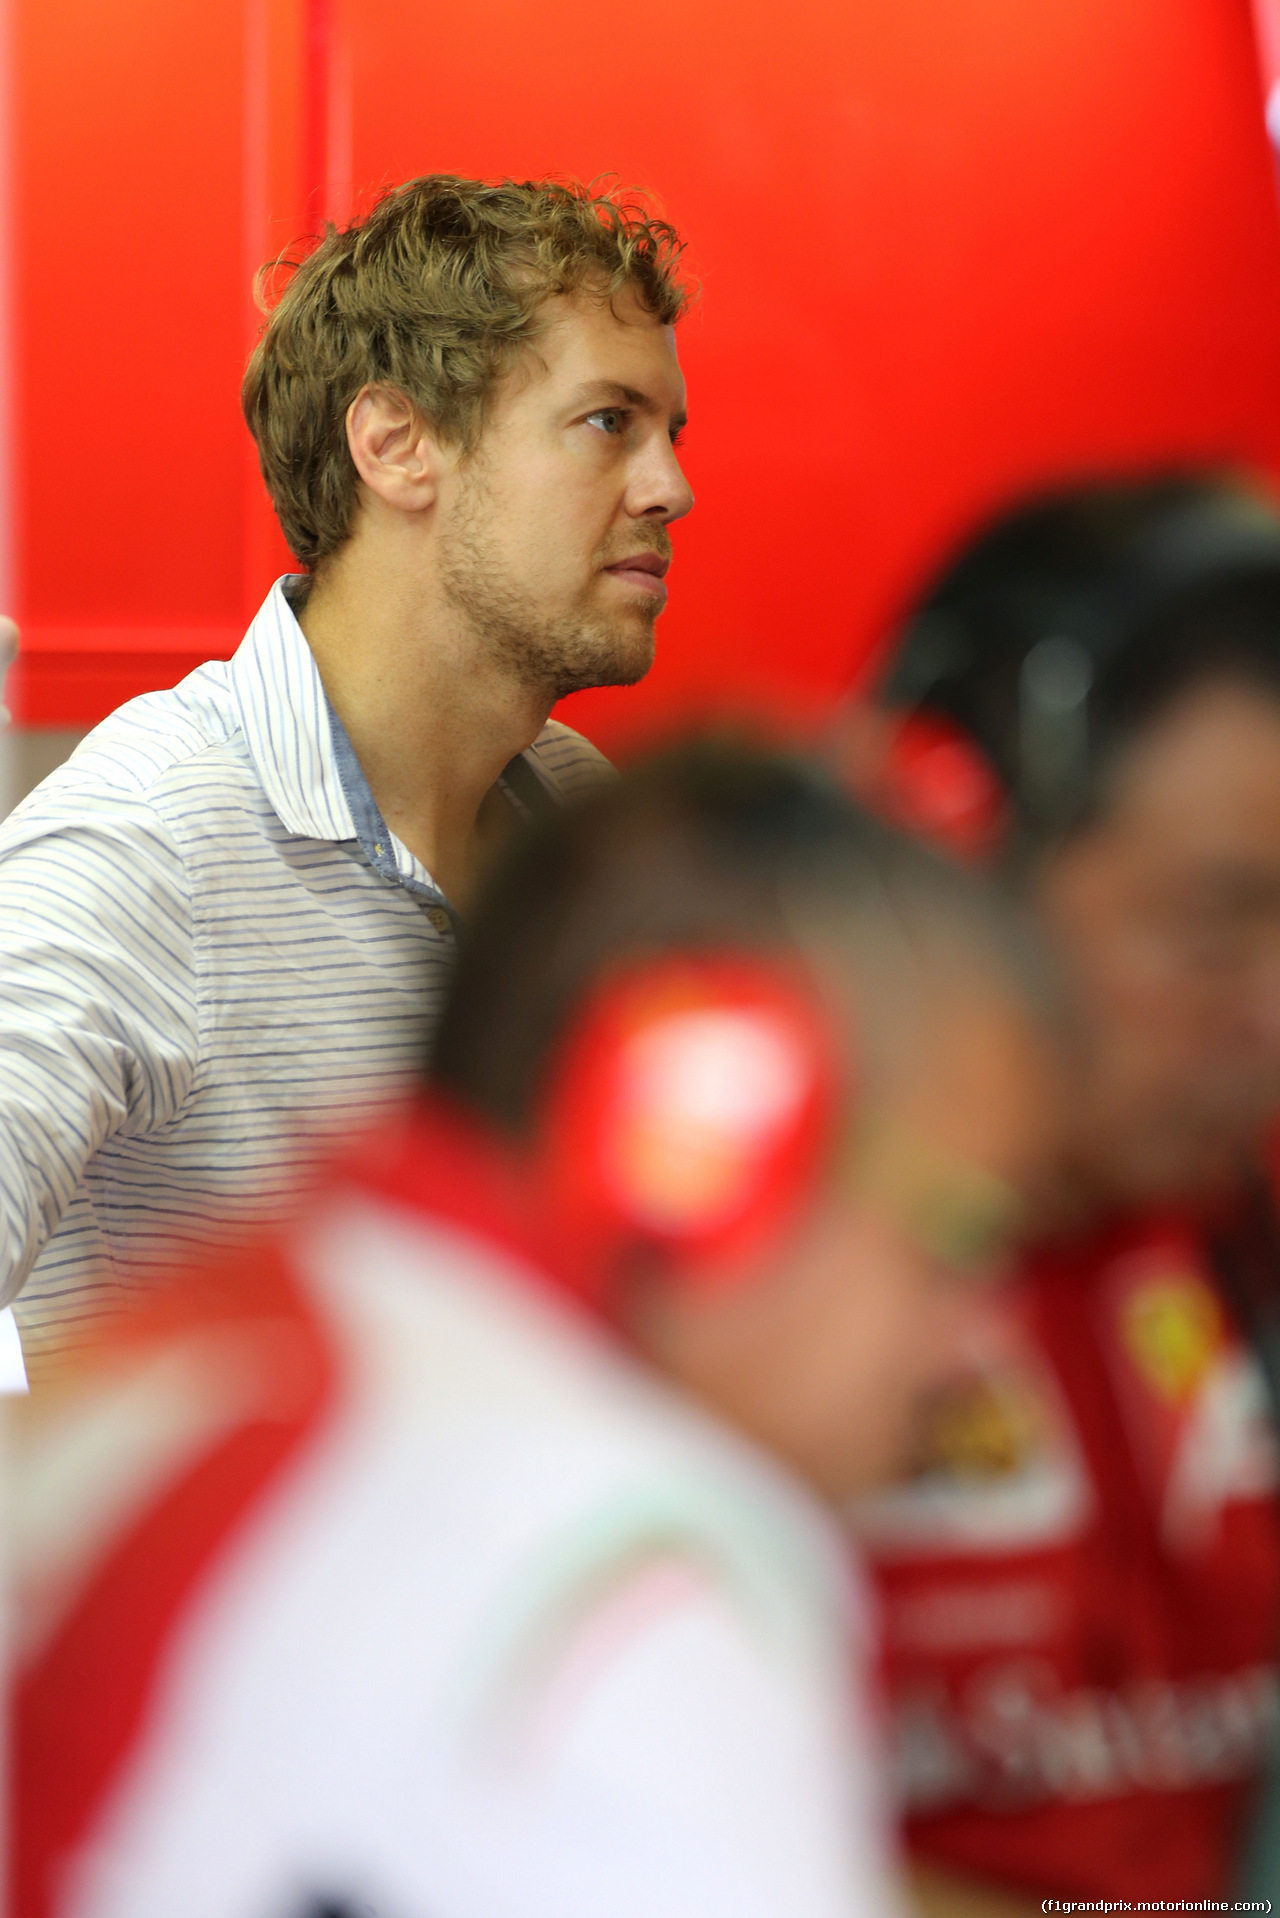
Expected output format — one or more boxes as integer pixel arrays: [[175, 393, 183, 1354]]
[[0, 174, 692, 1379], [11, 745, 1059, 1918], [839, 476, 1280, 1909]]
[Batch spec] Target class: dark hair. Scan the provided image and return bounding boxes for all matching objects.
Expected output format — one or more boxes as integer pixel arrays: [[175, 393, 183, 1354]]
[[430, 740, 1042, 1133], [881, 475, 1280, 845]]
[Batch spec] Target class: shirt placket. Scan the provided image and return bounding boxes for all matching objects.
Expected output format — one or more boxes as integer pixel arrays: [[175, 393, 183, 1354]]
[[324, 696, 459, 939]]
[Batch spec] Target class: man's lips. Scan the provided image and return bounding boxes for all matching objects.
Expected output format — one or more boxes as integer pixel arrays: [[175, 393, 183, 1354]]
[[603, 552, 670, 596]]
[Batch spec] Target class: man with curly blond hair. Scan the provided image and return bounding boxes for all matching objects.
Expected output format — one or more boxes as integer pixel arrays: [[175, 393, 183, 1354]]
[[0, 175, 694, 1376]]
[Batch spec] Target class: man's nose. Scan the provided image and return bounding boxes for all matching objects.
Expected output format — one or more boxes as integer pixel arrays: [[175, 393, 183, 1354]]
[[629, 435, 695, 523]]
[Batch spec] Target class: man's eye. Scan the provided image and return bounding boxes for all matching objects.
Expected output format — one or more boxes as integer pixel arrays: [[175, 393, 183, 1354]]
[[586, 408, 625, 435]]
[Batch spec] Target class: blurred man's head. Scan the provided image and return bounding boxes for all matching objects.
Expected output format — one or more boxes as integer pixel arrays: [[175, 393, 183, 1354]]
[[431, 745, 1060, 1498], [855, 475, 1280, 1213], [243, 176, 694, 702]]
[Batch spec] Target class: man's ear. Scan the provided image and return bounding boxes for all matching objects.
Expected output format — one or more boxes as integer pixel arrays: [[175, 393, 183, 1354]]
[[345, 383, 453, 515]]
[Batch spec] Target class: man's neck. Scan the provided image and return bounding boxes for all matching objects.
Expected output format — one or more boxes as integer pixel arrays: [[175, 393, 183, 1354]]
[[295, 553, 552, 909]]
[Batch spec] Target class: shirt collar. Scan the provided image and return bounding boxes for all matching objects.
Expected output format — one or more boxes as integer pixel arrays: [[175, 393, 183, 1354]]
[[229, 575, 543, 919], [229, 576, 453, 910], [229, 576, 356, 844], [324, 689, 452, 909]]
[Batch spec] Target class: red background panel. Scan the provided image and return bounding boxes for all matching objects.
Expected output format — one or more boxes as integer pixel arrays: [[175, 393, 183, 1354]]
[[9, 0, 1280, 753], [9, 0, 302, 722]]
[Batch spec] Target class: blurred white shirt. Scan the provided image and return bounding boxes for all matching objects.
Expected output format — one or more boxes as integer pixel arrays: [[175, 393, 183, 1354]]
[[14, 1162, 904, 1918], [0, 1300, 25, 1390]]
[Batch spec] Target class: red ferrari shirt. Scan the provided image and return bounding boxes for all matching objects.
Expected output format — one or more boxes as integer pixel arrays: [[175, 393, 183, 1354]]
[[856, 1215, 1280, 1902]]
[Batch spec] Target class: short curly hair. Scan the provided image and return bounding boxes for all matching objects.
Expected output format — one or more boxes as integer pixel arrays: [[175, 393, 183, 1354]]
[[242, 174, 689, 570]]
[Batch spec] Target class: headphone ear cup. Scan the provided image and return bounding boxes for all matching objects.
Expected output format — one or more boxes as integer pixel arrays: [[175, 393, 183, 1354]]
[[538, 957, 843, 1298], [872, 710, 1009, 864]]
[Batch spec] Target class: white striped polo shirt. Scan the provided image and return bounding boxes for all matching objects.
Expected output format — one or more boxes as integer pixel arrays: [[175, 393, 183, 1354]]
[[0, 578, 610, 1375]]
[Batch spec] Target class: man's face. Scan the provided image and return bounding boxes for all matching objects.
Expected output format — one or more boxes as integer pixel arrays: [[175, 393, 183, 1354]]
[[434, 284, 693, 702], [635, 977, 1059, 1501], [1037, 678, 1280, 1207]]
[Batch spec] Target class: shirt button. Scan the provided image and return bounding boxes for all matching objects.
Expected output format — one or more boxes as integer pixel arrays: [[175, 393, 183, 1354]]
[[427, 906, 452, 933]]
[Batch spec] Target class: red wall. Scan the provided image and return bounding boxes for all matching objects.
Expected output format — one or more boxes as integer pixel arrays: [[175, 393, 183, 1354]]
[[9, 0, 301, 723], [11, 0, 1280, 755]]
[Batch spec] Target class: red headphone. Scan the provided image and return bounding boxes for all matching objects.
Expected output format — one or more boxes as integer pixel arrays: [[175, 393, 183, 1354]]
[[534, 952, 846, 1297], [870, 709, 1008, 865]]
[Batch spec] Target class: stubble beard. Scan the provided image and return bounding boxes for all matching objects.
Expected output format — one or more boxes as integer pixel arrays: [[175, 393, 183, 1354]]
[[437, 475, 664, 705]]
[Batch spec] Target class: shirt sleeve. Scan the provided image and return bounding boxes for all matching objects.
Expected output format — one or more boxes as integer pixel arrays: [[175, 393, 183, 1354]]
[[459, 1565, 904, 1918], [0, 786, 199, 1304]]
